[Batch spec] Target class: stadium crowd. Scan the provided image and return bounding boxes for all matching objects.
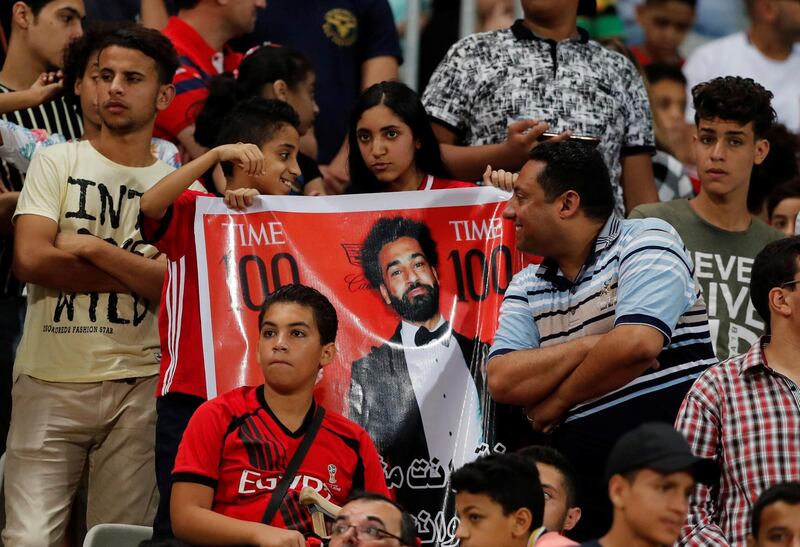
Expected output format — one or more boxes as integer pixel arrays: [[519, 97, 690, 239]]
[[0, 0, 799, 546]]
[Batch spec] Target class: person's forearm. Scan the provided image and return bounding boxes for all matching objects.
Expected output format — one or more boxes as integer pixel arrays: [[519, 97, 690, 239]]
[[0, 192, 19, 234], [140, 148, 219, 220], [13, 246, 126, 293], [172, 505, 273, 546], [487, 335, 601, 406], [82, 243, 166, 302], [0, 88, 49, 115], [441, 143, 524, 181], [140, 0, 169, 29], [621, 154, 658, 213], [361, 55, 399, 90]]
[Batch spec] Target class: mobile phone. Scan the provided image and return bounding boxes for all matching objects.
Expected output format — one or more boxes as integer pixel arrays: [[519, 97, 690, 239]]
[[537, 132, 601, 147]]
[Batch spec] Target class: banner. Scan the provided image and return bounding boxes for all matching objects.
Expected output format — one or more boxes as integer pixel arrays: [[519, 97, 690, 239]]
[[195, 188, 525, 545]]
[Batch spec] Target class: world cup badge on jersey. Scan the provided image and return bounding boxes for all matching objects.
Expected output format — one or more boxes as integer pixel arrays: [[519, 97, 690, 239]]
[[328, 464, 338, 485], [323, 9, 357, 47], [599, 280, 617, 311]]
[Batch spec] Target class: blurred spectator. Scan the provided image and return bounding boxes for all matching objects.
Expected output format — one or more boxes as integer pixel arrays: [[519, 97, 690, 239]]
[[2, 25, 176, 545], [328, 492, 418, 547], [748, 482, 800, 547], [631, 0, 696, 67], [767, 179, 800, 236], [749, 123, 800, 220], [631, 77, 784, 361], [577, 0, 624, 40], [83, 0, 175, 29], [0, 0, 84, 455], [683, 0, 800, 133], [518, 446, 583, 535], [423, 0, 658, 216], [675, 237, 800, 546], [580, 423, 717, 547], [488, 141, 716, 540], [155, 0, 265, 159], [233, 0, 402, 193]]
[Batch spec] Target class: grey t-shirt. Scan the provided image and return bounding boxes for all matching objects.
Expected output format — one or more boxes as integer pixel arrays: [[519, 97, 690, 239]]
[[630, 199, 784, 361]]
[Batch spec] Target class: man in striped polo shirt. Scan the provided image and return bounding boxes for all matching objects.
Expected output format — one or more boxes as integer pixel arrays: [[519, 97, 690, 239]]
[[487, 141, 716, 541]]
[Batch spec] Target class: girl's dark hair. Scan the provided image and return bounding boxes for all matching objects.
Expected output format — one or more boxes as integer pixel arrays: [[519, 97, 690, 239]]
[[194, 46, 312, 148], [347, 81, 447, 193], [215, 97, 299, 176]]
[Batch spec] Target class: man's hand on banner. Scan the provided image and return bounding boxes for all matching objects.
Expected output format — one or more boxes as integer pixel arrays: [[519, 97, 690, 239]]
[[224, 188, 260, 210], [216, 142, 266, 177], [482, 165, 518, 191], [525, 392, 571, 434], [249, 524, 306, 547]]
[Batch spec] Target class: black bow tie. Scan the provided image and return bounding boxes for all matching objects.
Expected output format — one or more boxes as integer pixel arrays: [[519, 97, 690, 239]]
[[414, 322, 450, 346]]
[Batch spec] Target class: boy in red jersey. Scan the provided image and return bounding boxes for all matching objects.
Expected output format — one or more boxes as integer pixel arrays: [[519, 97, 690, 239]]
[[171, 284, 389, 546]]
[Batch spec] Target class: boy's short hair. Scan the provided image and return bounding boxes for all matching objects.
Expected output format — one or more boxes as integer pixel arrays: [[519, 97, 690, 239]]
[[19, 0, 59, 16], [643, 0, 697, 6], [751, 482, 800, 537], [451, 453, 545, 531], [692, 76, 776, 139], [644, 63, 687, 87], [344, 491, 417, 546], [257, 284, 338, 345], [98, 25, 180, 85], [750, 237, 800, 331], [517, 445, 578, 507]]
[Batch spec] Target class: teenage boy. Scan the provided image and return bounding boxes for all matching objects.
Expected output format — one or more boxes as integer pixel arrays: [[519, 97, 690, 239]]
[[139, 98, 302, 540], [452, 453, 577, 547], [3, 25, 179, 546], [518, 446, 582, 535], [748, 482, 800, 547], [631, 0, 696, 67], [631, 76, 784, 362], [581, 422, 717, 547], [170, 284, 389, 545]]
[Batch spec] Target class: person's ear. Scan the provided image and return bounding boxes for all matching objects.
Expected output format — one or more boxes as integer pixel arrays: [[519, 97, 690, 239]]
[[272, 80, 289, 101], [753, 138, 770, 166], [558, 190, 581, 219], [769, 285, 792, 320], [415, 138, 422, 150], [319, 342, 337, 368], [562, 506, 582, 532], [156, 83, 176, 112], [510, 507, 533, 539], [608, 475, 627, 509], [379, 284, 391, 306], [746, 532, 758, 547], [74, 77, 82, 98], [11, 2, 31, 30]]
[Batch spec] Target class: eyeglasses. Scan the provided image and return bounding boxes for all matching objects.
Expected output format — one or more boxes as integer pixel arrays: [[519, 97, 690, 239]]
[[781, 279, 800, 289], [330, 523, 407, 544]]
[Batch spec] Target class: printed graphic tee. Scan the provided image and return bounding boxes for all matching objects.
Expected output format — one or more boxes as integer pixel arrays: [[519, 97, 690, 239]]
[[630, 198, 784, 361], [13, 140, 168, 382]]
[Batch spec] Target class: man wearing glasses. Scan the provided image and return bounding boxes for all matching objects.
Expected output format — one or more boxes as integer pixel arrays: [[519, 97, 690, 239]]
[[675, 236, 800, 546], [329, 493, 417, 547]]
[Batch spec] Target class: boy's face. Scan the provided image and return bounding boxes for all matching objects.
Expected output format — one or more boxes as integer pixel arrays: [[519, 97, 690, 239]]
[[537, 463, 580, 533], [694, 117, 770, 200], [650, 78, 687, 134], [21, 0, 84, 69], [455, 492, 532, 547], [243, 123, 301, 195], [636, 1, 695, 62], [75, 53, 101, 130], [258, 302, 335, 395], [771, 198, 800, 236], [610, 469, 695, 546], [748, 502, 800, 547]]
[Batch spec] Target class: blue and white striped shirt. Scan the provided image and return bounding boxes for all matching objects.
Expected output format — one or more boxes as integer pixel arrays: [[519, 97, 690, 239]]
[[489, 215, 717, 423]]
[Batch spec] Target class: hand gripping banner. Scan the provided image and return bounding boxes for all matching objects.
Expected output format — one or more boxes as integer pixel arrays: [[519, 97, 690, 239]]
[[194, 187, 525, 545]]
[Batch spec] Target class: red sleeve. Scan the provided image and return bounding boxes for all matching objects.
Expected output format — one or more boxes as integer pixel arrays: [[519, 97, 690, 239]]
[[172, 397, 229, 488], [140, 190, 205, 257], [358, 429, 392, 498]]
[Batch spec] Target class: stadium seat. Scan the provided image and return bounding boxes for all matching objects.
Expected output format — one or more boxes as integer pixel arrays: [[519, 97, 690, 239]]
[[83, 523, 152, 547]]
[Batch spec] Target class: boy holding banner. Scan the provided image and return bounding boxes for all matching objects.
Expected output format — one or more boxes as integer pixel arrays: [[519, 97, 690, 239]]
[[169, 284, 388, 545], [139, 98, 303, 540]]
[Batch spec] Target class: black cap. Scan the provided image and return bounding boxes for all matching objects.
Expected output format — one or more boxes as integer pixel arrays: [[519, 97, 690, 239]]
[[605, 423, 718, 485]]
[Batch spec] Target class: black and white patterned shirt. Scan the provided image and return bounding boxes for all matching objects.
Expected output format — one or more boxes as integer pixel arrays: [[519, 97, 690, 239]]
[[422, 20, 655, 216]]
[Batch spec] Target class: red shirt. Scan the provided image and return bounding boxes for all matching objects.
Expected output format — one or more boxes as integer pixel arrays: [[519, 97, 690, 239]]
[[630, 45, 684, 68], [173, 386, 389, 533], [141, 190, 211, 399], [157, 17, 243, 141]]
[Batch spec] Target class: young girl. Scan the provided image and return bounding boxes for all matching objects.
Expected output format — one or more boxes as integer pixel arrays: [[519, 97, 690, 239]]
[[194, 45, 322, 195], [347, 81, 476, 193]]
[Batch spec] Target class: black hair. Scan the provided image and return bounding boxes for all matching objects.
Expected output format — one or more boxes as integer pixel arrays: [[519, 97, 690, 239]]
[[749, 124, 800, 215], [643, 0, 697, 6], [213, 97, 300, 176], [360, 217, 438, 289], [451, 453, 545, 531], [97, 25, 180, 86], [62, 22, 131, 111], [692, 76, 777, 139], [348, 81, 448, 193], [20, 0, 59, 16], [767, 178, 800, 221], [527, 141, 615, 222], [194, 46, 312, 148], [751, 482, 800, 537], [644, 63, 687, 87], [344, 491, 417, 546], [517, 445, 578, 508], [257, 284, 338, 345], [173, 0, 201, 9], [750, 237, 800, 333]]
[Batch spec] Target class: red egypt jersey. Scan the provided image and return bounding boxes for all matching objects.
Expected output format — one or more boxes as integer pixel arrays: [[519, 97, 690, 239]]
[[157, 17, 243, 142], [419, 174, 477, 190], [173, 386, 390, 533], [141, 190, 212, 399]]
